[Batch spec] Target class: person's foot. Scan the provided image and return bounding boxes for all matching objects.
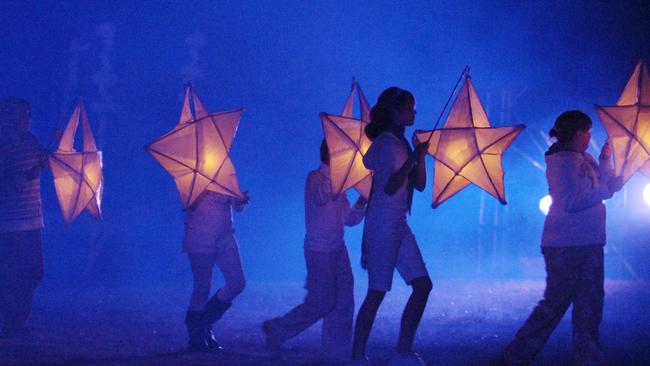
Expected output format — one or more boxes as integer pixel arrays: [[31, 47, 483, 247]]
[[186, 334, 208, 353], [320, 350, 350, 365], [388, 351, 426, 366], [349, 355, 372, 366], [185, 311, 215, 353], [262, 320, 282, 352], [488, 356, 508, 366], [203, 328, 223, 352]]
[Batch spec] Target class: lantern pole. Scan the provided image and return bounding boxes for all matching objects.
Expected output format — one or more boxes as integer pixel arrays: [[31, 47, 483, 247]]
[[426, 65, 471, 144]]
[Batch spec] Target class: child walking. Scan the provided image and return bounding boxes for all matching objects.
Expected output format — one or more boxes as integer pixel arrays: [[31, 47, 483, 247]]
[[502, 111, 623, 366], [263, 140, 366, 363], [351, 87, 432, 365]]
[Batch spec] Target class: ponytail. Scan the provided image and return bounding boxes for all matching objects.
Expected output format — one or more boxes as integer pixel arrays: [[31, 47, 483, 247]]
[[550, 110, 592, 144], [365, 87, 414, 141]]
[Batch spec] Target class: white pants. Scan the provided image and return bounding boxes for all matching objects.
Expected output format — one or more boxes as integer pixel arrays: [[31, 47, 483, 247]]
[[266, 247, 354, 361], [364, 218, 428, 292], [187, 236, 246, 310]]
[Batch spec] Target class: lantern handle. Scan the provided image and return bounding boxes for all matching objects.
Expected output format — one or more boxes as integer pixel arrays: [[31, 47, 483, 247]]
[[43, 98, 82, 165], [426, 66, 470, 144]]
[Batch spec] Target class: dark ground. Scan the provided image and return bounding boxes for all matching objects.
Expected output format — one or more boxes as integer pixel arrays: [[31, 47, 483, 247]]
[[1, 280, 648, 365]]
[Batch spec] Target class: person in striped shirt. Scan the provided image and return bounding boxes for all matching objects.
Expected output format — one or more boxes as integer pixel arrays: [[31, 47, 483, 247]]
[[0, 97, 48, 338]]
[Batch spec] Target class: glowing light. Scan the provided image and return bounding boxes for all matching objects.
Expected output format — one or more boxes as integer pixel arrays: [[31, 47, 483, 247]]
[[539, 195, 552, 216], [644, 184, 650, 206], [145, 83, 245, 209], [414, 76, 524, 208]]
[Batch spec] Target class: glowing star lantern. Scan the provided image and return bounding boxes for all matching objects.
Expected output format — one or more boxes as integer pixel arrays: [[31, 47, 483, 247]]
[[49, 103, 103, 223], [596, 60, 650, 183], [145, 83, 245, 209], [320, 80, 372, 199], [415, 76, 524, 208]]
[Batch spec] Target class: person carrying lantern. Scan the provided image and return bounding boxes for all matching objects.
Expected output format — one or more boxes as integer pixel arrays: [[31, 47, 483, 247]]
[[0, 97, 58, 338], [263, 140, 366, 363], [351, 87, 432, 365], [501, 110, 624, 366], [183, 188, 250, 352]]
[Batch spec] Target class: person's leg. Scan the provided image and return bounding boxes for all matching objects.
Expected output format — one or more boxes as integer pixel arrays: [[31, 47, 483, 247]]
[[187, 253, 216, 311], [0, 232, 15, 333], [200, 238, 244, 323], [352, 289, 386, 360], [321, 247, 354, 361], [395, 229, 431, 355], [210, 237, 246, 304], [397, 276, 432, 353], [572, 246, 606, 366], [265, 249, 337, 346], [0, 230, 43, 336], [186, 253, 216, 350], [352, 221, 401, 360], [503, 247, 579, 365]]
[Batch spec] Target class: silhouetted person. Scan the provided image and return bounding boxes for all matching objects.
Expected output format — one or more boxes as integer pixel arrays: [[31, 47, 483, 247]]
[[351, 87, 432, 365], [502, 111, 624, 366], [0, 97, 47, 338], [263, 140, 366, 363], [183, 189, 249, 352]]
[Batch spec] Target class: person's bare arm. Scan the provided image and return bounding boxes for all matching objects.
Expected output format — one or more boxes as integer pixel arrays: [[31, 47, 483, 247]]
[[385, 142, 428, 195]]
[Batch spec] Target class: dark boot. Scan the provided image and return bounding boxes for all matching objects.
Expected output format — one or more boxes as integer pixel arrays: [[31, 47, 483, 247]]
[[185, 311, 208, 352], [203, 326, 223, 352], [200, 294, 231, 351], [202, 293, 232, 324]]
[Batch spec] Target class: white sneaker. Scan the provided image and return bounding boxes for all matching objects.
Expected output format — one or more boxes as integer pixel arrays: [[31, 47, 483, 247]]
[[388, 352, 426, 366]]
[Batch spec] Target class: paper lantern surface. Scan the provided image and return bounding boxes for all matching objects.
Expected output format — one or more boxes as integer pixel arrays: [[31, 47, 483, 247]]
[[49, 103, 103, 223], [596, 60, 650, 183], [145, 84, 245, 209], [320, 81, 372, 199], [416, 77, 524, 208]]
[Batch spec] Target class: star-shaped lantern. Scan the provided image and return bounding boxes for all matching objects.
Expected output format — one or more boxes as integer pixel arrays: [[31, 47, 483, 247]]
[[145, 83, 245, 209], [49, 102, 103, 223], [596, 60, 650, 183], [320, 80, 372, 199], [415, 76, 524, 208]]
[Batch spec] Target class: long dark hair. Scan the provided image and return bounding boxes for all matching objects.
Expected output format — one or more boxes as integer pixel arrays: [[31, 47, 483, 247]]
[[549, 110, 592, 144], [365, 87, 415, 140]]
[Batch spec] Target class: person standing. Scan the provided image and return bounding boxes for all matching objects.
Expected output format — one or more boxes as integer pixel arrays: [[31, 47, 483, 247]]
[[502, 111, 624, 366], [351, 87, 432, 365], [0, 97, 48, 338]]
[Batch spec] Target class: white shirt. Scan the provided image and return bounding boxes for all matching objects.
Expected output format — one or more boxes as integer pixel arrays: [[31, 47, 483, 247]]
[[363, 132, 409, 222], [304, 164, 365, 252], [541, 150, 614, 247]]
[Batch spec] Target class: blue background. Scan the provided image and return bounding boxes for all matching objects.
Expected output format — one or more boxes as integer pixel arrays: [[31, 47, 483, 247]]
[[2, 1, 649, 288]]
